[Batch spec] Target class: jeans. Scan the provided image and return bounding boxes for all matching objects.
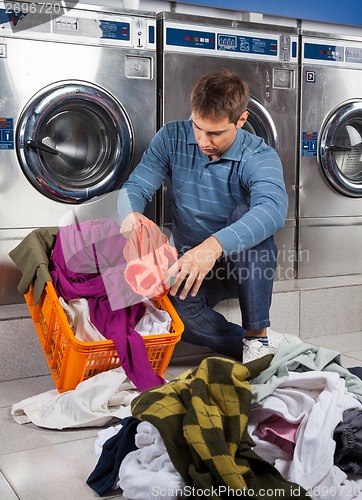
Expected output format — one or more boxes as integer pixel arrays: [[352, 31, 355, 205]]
[[169, 205, 277, 361]]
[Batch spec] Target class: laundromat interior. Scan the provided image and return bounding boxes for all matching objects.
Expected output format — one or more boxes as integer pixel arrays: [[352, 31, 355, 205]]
[[1, 0, 362, 498]]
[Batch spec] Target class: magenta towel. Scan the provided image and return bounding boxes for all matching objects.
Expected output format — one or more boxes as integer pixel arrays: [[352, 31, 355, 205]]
[[50, 218, 166, 391]]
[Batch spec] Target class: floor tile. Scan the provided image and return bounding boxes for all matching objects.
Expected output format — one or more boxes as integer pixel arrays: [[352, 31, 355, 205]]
[[270, 290, 299, 336], [340, 354, 362, 369], [273, 274, 362, 293], [0, 406, 99, 456], [308, 331, 362, 354], [0, 471, 18, 500], [0, 303, 29, 320], [300, 287, 362, 339], [0, 438, 122, 500], [343, 349, 362, 363], [0, 375, 55, 408], [0, 318, 50, 381]]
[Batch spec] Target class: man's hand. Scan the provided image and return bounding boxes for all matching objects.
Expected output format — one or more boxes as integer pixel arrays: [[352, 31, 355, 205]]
[[166, 236, 223, 300], [120, 211, 150, 238]]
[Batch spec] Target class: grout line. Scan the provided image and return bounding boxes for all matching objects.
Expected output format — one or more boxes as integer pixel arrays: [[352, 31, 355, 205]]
[[298, 289, 302, 339], [0, 316, 30, 322]]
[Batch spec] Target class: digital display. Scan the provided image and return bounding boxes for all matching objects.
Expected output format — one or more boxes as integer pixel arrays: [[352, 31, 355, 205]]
[[166, 27, 215, 49], [304, 42, 344, 62]]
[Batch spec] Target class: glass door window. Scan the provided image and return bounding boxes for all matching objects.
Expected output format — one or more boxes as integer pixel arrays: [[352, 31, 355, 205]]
[[244, 96, 279, 152], [320, 99, 362, 197], [16, 81, 133, 203]]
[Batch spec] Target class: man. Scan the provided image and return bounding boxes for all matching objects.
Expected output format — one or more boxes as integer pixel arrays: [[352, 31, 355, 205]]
[[118, 69, 288, 362]]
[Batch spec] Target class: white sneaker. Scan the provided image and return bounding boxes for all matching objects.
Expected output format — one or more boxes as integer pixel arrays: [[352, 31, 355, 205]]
[[267, 328, 303, 354], [242, 339, 271, 363]]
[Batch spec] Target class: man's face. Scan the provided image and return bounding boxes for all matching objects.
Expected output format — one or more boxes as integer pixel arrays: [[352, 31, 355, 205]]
[[192, 111, 248, 160]]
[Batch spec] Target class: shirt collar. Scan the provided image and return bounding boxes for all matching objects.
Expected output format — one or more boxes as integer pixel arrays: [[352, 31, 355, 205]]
[[187, 121, 244, 161]]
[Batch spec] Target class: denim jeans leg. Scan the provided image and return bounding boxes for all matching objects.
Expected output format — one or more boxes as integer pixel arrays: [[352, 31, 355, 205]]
[[226, 205, 277, 331], [169, 272, 245, 361]]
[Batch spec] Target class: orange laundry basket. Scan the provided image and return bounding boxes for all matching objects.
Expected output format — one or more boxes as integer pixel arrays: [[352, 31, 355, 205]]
[[24, 281, 184, 392]]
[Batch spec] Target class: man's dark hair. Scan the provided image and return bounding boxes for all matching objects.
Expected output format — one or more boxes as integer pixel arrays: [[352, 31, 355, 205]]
[[190, 69, 249, 125]]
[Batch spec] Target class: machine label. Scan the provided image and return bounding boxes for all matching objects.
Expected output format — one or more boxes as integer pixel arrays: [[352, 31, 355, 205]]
[[306, 71, 315, 82], [217, 33, 278, 56], [99, 20, 130, 41], [302, 131, 318, 157], [304, 42, 344, 62], [0, 118, 14, 150], [166, 27, 215, 49], [345, 46, 362, 64]]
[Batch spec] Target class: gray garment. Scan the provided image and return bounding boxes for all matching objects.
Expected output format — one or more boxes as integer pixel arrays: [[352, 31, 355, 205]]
[[333, 407, 362, 475], [250, 342, 362, 404]]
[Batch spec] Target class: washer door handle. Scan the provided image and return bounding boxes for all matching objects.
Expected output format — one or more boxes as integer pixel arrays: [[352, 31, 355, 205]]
[[324, 144, 352, 152], [27, 139, 59, 155]]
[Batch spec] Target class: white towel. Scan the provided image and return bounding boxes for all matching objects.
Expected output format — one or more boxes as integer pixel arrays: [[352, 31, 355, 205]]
[[11, 368, 140, 429], [118, 421, 186, 500]]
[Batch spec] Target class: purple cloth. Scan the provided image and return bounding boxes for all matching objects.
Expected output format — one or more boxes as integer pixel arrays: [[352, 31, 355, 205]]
[[50, 218, 165, 391]]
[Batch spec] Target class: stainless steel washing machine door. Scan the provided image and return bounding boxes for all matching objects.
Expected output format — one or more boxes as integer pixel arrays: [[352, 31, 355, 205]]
[[319, 99, 362, 198], [244, 96, 279, 151], [16, 81, 133, 203]]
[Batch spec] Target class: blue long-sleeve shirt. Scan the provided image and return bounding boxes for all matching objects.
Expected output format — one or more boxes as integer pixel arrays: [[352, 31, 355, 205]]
[[118, 120, 288, 256]]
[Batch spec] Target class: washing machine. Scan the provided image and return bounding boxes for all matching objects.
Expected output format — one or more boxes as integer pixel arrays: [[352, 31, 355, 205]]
[[0, 2, 157, 304], [298, 31, 362, 278], [156, 12, 299, 280]]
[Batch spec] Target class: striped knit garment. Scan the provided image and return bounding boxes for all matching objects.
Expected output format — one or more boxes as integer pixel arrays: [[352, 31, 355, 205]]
[[118, 120, 288, 256]]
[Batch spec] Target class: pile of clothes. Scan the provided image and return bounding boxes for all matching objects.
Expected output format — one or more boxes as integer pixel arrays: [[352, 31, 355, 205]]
[[9, 220, 362, 499], [11, 338, 362, 498], [84, 350, 362, 500]]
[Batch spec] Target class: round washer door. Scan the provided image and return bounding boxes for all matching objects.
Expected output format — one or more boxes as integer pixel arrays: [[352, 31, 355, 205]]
[[319, 99, 362, 198], [244, 96, 279, 151], [16, 81, 133, 203]]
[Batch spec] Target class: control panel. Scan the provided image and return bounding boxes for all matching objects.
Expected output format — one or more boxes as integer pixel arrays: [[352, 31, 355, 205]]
[[303, 37, 362, 67], [0, 3, 156, 49], [164, 21, 298, 62]]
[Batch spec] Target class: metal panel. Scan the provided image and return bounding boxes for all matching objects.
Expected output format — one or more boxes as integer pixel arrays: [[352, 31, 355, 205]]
[[298, 217, 362, 278], [298, 34, 362, 278], [0, 5, 157, 304], [274, 219, 297, 280], [299, 64, 362, 218]]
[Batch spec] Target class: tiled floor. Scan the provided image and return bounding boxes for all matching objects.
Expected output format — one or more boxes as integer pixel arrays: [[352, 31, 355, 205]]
[[1, 332, 362, 500]]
